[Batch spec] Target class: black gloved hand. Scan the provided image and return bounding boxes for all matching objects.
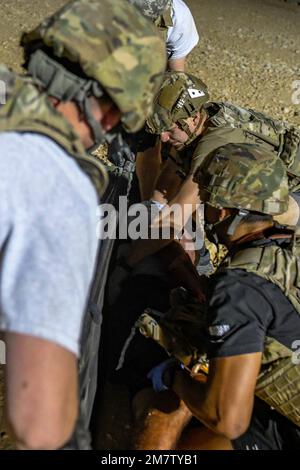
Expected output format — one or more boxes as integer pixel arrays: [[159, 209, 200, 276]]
[[107, 132, 135, 167]]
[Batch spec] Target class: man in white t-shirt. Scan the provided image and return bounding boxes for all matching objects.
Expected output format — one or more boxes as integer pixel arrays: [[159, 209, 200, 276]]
[[129, 0, 199, 71], [167, 0, 199, 71]]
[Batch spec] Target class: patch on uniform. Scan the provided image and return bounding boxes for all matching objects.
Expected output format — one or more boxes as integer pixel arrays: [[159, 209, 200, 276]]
[[188, 88, 206, 99], [209, 324, 230, 337]]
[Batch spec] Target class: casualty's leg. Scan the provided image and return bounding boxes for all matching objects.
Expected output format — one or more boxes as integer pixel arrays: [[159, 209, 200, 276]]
[[176, 425, 233, 450], [132, 387, 192, 450]]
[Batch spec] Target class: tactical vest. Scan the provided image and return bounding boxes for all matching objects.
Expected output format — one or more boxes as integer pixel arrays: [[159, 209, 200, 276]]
[[175, 102, 300, 187], [0, 64, 107, 197], [204, 102, 300, 191], [154, 4, 173, 43], [221, 229, 300, 427]]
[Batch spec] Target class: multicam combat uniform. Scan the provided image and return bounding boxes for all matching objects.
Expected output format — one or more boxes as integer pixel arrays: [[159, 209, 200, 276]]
[[147, 72, 300, 190], [146, 72, 300, 265], [180, 102, 300, 192]]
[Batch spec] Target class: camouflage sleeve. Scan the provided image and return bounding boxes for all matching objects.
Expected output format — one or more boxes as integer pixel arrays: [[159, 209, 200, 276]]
[[190, 127, 253, 174]]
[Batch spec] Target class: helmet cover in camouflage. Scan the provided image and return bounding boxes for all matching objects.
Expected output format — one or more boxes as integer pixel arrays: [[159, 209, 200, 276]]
[[194, 143, 289, 215], [146, 71, 209, 134], [128, 0, 171, 21], [21, 0, 166, 133]]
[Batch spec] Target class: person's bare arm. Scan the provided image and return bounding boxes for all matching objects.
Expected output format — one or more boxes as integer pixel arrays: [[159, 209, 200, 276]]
[[136, 150, 183, 204], [152, 156, 185, 205], [126, 173, 200, 267], [157, 241, 207, 302], [172, 353, 262, 440], [4, 332, 78, 449], [136, 142, 162, 201], [167, 57, 186, 72]]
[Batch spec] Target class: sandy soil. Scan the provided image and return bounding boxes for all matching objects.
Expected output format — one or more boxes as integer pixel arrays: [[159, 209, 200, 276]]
[[0, 0, 299, 450], [186, 0, 300, 127]]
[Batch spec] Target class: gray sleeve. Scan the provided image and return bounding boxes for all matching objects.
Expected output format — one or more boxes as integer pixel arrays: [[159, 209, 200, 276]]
[[0, 133, 99, 356]]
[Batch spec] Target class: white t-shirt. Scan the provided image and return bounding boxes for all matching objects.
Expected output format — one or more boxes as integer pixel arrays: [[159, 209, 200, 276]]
[[166, 0, 199, 60], [0, 132, 99, 356]]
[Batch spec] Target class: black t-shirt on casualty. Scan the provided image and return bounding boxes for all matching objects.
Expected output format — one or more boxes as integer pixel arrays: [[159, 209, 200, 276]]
[[204, 238, 300, 449], [206, 251, 300, 359]]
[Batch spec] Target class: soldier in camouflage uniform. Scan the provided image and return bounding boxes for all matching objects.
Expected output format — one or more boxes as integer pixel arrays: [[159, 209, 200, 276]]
[[141, 143, 300, 450], [0, 0, 165, 449], [121, 71, 300, 277]]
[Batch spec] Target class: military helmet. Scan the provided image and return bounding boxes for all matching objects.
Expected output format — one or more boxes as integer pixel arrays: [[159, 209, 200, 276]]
[[146, 71, 209, 136], [194, 143, 289, 216], [21, 0, 166, 134], [128, 0, 171, 21]]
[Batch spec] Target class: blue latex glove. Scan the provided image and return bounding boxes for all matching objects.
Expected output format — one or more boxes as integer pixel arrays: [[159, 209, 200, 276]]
[[147, 358, 180, 393]]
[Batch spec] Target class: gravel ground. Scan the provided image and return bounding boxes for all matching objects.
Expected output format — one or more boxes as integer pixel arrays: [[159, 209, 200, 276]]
[[186, 0, 300, 126], [0, 0, 299, 450]]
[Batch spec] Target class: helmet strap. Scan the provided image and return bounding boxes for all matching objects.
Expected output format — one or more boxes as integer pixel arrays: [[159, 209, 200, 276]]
[[227, 209, 249, 236], [205, 213, 232, 245], [185, 117, 202, 146], [80, 95, 106, 148], [177, 111, 203, 147], [205, 208, 249, 244], [28, 49, 108, 147]]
